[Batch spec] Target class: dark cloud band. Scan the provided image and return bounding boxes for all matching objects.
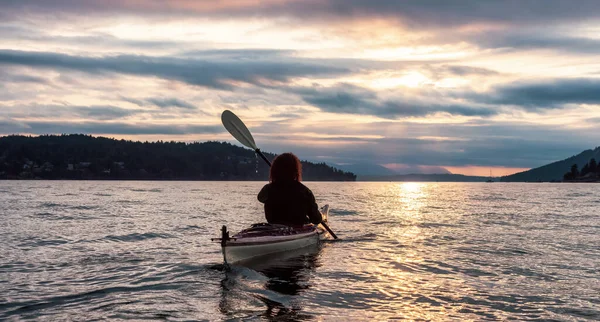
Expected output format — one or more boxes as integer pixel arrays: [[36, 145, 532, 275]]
[[292, 84, 498, 118], [0, 49, 349, 90], [477, 78, 600, 108], [0, 119, 223, 136], [4, 0, 600, 29]]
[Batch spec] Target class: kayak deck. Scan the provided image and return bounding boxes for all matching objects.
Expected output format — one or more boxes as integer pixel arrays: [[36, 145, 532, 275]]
[[213, 205, 330, 264], [231, 223, 320, 241]]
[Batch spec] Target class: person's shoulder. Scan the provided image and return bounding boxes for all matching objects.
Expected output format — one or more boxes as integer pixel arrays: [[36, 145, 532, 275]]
[[259, 182, 273, 193], [295, 181, 313, 193], [258, 182, 272, 202], [294, 181, 308, 188]]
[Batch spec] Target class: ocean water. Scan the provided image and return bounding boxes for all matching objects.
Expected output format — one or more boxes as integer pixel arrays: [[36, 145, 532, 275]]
[[0, 181, 598, 321]]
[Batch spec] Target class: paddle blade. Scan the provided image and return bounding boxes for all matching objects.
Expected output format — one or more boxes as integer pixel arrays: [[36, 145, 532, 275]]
[[221, 110, 257, 150]]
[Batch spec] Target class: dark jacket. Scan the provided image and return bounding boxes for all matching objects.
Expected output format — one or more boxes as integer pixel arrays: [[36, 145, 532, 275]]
[[257, 181, 322, 226]]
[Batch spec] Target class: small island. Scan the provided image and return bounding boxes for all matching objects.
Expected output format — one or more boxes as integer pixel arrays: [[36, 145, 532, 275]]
[[0, 134, 356, 181]]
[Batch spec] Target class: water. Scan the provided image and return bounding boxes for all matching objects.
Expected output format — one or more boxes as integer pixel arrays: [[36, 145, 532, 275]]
[[1, 181, 599, 321]]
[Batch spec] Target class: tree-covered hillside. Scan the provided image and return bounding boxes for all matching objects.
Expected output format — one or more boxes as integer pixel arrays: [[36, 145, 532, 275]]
[[562, 157, 600, 182], [501, 146, 600, 182], [0, 134, 356, 181]]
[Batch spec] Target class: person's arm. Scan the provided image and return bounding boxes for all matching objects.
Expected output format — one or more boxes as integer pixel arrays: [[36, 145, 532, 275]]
[[306, 188, 322, 225], [258, 184, 269, 203], [258, 184, 275, 223]]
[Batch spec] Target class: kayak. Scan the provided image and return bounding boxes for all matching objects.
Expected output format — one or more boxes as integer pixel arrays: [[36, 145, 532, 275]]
[[214, 205, 330, 264]]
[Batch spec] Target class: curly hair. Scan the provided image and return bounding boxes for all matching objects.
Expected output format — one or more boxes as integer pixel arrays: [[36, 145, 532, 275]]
[[269, 152, 302, 182]]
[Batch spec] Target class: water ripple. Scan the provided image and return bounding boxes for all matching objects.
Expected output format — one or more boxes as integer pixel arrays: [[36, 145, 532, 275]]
[[103, 232, 175, 243], [1, 181, 599, 321]]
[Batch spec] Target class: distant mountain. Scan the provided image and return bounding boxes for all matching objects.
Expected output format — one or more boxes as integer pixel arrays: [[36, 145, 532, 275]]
[[400, 165, 451, 175], [0, 134, 356, 181], [359, 173, 490, 182], [334, 162, 451, 178], [501, 146, 600, 182], [333, 162, 397, 177]]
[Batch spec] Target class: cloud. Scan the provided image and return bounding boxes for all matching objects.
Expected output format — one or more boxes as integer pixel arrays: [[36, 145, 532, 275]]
[[0, 104, 148, 121], [76, 106, 147, 120], [4, 1, 600, 29], [0, 70, 48, 84], [120, 96, 215, 114], [428, 65, 500, 78], [291, 84, 498, 118], [0, 49, 349, 90], [0, 120, 223, 136], [145, 98, 195, 109], [477, 78, 600, 108], [471, 32, 600, 55], [262, 0, 600, 28], [0, 24, 184, 52], [588, 117, 600, 123], [120, 96, 146, 107], [179, 49, 294, 59]]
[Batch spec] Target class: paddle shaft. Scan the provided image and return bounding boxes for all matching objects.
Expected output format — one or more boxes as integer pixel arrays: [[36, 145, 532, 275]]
[[255, 149, 272, 167], [320, 221, 338, 239], [256, 149, 338, 240]]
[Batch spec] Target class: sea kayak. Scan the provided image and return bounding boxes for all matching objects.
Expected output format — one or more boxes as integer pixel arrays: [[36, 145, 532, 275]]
[[214, 205, 330, 264]]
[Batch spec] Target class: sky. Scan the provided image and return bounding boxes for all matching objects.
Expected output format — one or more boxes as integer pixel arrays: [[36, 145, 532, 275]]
[[1, 0, 600, 176]]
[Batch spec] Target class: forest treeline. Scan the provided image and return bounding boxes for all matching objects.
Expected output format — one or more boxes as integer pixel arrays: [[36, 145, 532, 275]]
[[0, 134, 356, 181], [563, 157, 600, 181]]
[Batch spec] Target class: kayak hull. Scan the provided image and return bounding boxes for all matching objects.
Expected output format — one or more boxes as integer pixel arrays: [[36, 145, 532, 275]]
[[217, 204, 331, 264], [223, 227, 325, 264]]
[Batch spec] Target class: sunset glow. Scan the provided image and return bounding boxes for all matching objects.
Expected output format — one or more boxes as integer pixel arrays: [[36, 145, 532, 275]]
[[2, 1, 600, 177], [442, 166, 530, 178]]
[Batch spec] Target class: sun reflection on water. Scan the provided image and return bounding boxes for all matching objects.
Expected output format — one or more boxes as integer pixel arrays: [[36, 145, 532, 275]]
[[388, 182, 429, 241], [363, 182, 466, 320], [397, 182, 427, 215]]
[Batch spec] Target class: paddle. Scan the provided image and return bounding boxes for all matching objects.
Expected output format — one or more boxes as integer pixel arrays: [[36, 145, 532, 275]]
[[221, 110, 338, 239]]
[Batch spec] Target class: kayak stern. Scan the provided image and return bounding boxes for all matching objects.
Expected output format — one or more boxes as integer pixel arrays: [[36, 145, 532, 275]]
[[213, 205, 331, 264]]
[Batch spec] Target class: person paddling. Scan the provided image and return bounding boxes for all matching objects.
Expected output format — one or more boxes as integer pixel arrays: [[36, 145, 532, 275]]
[[257, 152, 322, 226]]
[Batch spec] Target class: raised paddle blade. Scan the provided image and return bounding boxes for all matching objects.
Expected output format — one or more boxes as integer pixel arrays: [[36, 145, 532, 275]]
[[318, 204, 337, 239], [320, 204, 329, 223], [221, 110, 257, 150]]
